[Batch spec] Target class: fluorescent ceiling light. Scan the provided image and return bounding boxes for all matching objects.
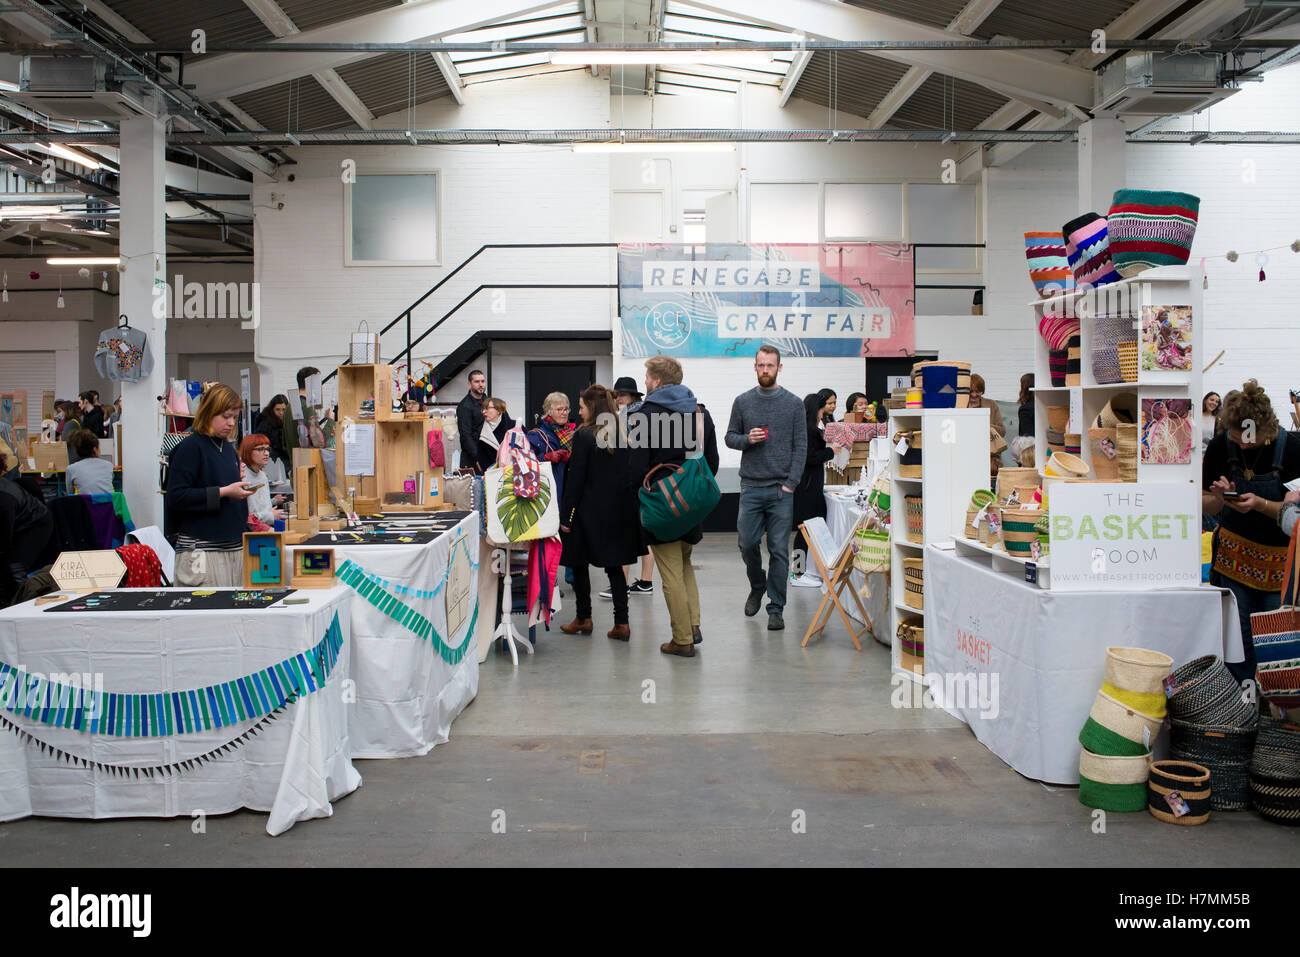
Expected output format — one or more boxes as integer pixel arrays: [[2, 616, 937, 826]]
[[550, 51, 773, 66], [36, 143, 102, 170], [0, 80, 19, 92], [47, 256, 120, 265], [0, 205, 63, 217], [573, 142, 737, 153]]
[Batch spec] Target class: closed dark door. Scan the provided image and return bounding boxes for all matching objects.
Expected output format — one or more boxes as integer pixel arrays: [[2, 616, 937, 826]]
[[523, 361, 596, 428]]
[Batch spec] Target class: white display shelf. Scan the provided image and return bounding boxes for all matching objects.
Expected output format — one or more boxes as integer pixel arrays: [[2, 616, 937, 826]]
[[1026, 266, 1193, 311], [888, 407, 990, 682], [953, 536, 1052, 589]]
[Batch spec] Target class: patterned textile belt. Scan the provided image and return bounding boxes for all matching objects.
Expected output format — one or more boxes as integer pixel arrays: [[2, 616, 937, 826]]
[[0, 612, 344, 736], [1213, 526, 1289, 592]]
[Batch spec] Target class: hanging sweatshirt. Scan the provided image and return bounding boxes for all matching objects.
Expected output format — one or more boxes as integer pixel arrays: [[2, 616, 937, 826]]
[[93, 326, 154, 383]]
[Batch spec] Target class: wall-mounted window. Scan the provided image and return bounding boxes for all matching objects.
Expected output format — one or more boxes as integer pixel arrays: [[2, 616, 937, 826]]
[[824, 183, 904, 241], [345, 171, 441, 266], [749, 183, 818, 242]]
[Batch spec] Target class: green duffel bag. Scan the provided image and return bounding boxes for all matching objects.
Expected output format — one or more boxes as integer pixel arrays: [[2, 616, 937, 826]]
[[638, 411, 720, 542]]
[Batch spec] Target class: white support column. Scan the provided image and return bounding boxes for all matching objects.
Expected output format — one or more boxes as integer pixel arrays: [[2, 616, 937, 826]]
[[1077, 117, 1126, 213], [118, 115, 167, 529]]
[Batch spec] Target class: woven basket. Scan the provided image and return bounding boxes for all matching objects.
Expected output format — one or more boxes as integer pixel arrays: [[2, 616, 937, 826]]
[[1108, 189, 1200, 278], [895, 429, 923, 478], [1097, 392, 1138, 430], [911, 361, 972, 409], [897, 616, 925, 656], [1046, 405, 1068, 432], [1105, 646, 1174, 696], [1025, 231, 1075, 298], [1064, 432, 1081, 455], [1043, 450, 1088, 479], [1080, 689, 1163, 756], [1167, 654, 1257, 728], [1118, 341, 1139, 382], [1117, 423, 1138, 481], [905, 388, 922, 408], [1090, 313, 1137, 384], [904, 495, 923, 543], [1038, 312, 1081, 351], [996, 467, 1039, 504], [903, 557, 924, 610], [1078, 748, 1152, 812], [1148, 760, 1212, 826], [1102, 682, 1167, 720], [965, 490, 995, 540], [1170, 720, 1257, 811], [1250, 717, 1300, 825], [1000, 506, 1041, 557], [1012, 485, 1041, 507], [1048, 348, 1068, 387], [1089, 427, 1120, 480], [1066, 335, 1082, 386], [1064, 212, 1123, 287]]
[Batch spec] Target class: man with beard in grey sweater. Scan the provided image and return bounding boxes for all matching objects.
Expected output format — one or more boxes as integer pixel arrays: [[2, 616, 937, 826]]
[[725, 345, 806, 631]]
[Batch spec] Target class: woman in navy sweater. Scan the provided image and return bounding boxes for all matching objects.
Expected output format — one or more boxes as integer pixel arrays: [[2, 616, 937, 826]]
[[166, 384, 255, 587]]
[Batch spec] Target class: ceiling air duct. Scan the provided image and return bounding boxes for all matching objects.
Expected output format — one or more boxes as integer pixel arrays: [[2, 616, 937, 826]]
[[1095, 52, 1238, 116], [10, 55, 156, 121]]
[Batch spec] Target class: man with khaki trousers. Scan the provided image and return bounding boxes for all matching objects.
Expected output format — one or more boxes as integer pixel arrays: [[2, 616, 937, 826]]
[[625, 355, 720, 657]]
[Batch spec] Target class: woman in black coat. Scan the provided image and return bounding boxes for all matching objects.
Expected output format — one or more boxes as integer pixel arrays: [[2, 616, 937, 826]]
[[558, 385, 640, 641], [793, 390, 846, 579]]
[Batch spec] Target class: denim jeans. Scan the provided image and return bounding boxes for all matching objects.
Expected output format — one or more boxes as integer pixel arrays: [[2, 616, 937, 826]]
[[737, 484, 794, 613], [1213, 571, 1282, 684]]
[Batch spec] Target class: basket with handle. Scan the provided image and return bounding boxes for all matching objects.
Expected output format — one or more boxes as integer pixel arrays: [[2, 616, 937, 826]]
[[965, 489, 995, 540], [897, 616, 925, 656], [1250, 523, 1300, 710], [853, 526, 891, 575]]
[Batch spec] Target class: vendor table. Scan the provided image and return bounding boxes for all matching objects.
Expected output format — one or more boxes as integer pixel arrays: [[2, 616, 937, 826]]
[[0, 585, 359, 836], [823, 491, 889, 647], [290, 511, 479, 758], [923, 544, 1245, 784]]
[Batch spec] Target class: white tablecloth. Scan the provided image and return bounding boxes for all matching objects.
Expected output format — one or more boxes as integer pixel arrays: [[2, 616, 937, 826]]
[[0, 586, 360, 835], [293, 513, 479, 759], [923, 545, 1245, 784], [824, 492, 889, 647]]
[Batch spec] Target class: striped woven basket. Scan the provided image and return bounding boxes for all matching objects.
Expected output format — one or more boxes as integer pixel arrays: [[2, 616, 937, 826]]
[[1079, 748, 1152, 812], [904, 495, 923, 543], [1079, 688, 1164, 757], [1107, 189, 1200, 278], [1148, 760, 1212, 826], [1102, 681, 1167, 721], [1064, 433, 1081, 455], [1105, 646, 1174, 696], [1118, 341, 1139, 382], [911, 360, 972, 408], [1090, 313, 1137, 384], [903, 557, 924, 610], [1066, 335, 1082, 386], [1000, 506, 1041, 557], [1025, 231, 1075, 298], [897, 616, 925, 657], [1048, 348, 1068, 387], [895, 429, 923, 478], [1170, 719, 1258, 811], [1166, 654, 1257, 728], [1117, 424, 1138, 481], [1249, 717, 1300, 826]]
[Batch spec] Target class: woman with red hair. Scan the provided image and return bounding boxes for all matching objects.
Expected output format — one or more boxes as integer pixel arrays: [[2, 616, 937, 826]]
[[240, 433, 286, 527]]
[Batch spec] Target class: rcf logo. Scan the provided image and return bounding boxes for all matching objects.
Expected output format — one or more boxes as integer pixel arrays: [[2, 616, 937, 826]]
[[49, 887, 151, 937]]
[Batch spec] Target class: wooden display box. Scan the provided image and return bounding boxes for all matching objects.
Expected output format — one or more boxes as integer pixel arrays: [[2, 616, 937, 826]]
[[32, 442, 69, 471], [290, 547, 335, 589], [242, 531, 286, 588], [338, 363, 396, 423]]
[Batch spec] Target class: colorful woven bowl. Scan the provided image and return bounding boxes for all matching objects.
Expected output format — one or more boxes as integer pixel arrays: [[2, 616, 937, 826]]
[[1025, 231, 1076, 298], [1043, 450, 1088, 478], [1038, 312, 1081, 351], [1107, 189, 1200, 278], [1148, 760, 1211, 826], [1063, 212, 1123, 288]]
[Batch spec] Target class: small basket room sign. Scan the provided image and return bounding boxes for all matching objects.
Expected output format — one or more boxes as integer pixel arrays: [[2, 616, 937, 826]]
[[1048, 483, 1200, 592]]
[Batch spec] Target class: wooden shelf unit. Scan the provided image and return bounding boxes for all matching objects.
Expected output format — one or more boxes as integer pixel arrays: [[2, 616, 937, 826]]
[[887, 407, 991, 682], [338, 363, 397, 423]]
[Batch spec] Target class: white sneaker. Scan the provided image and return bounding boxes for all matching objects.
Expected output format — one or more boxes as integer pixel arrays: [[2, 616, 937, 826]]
[[790, 574, 823, 588]]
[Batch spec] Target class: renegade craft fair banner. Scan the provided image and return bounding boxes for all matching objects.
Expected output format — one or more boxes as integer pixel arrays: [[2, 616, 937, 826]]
[[618, 243, 915, 358]]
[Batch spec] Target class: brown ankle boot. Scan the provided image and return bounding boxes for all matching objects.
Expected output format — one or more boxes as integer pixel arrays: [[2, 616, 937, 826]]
[[692, 625, 703, 645], [660, 640, 696, 658], [607, 623, 630, 641], [560, 618, 593, 635]]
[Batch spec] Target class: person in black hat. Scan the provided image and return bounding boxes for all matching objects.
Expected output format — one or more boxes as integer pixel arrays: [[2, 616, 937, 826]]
[[604, 375, 655, 597]]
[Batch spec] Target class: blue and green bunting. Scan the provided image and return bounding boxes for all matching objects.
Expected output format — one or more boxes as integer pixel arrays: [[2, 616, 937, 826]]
[[0, 612, 344, 737], [336, 559, 477, 665]]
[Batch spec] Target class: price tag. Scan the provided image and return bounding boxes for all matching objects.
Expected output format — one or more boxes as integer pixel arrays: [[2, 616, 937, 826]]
[[895, 436, 909, 455], [1024, 561, 1037, 585], [1142, 725, 1151, 748], [974, 505, 988, 524]]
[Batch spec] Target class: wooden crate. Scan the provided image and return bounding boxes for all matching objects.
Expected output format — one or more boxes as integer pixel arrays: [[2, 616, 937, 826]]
[[337, 364, 396, 422], [290, 547, 335, 589]]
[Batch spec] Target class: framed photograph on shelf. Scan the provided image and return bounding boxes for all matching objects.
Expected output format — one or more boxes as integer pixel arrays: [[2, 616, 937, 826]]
[[1140, 398, 1194, 465], [1140, 305, 1192, 372]]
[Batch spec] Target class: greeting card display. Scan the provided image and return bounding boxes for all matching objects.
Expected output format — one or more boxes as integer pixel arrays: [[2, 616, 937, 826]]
[[1140, 305, 1192, 372], [1140, 398, 1195, 465]]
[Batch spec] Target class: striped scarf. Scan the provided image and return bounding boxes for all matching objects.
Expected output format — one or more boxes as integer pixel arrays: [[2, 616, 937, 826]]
[[540, 417, 575, 451]]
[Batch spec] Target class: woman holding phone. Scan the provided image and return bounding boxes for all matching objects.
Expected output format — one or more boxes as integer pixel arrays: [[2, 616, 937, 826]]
[[1202, 380, 1300, 683], [166, 383, 256, 587]]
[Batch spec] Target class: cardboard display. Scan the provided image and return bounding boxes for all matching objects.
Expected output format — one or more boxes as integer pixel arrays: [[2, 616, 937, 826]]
[[50, 550, 127, 593]]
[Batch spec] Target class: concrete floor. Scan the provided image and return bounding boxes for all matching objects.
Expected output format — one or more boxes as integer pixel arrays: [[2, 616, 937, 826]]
[[3, 534, 1298, 866]]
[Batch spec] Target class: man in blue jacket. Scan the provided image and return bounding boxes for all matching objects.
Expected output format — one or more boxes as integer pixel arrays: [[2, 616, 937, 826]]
[[626, 355, 719, 658]]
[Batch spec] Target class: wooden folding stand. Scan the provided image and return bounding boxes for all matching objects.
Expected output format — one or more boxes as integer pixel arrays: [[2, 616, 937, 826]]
[[799, 517, 873, 650]]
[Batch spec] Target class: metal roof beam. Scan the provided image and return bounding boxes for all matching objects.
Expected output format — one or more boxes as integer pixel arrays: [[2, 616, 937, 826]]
[[778, 50, 812, 107], [433, 53, 466, 105], [687, 0, 1095, 108], [190, 0, 571, 101], [1067, 0, 1188, 66]]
